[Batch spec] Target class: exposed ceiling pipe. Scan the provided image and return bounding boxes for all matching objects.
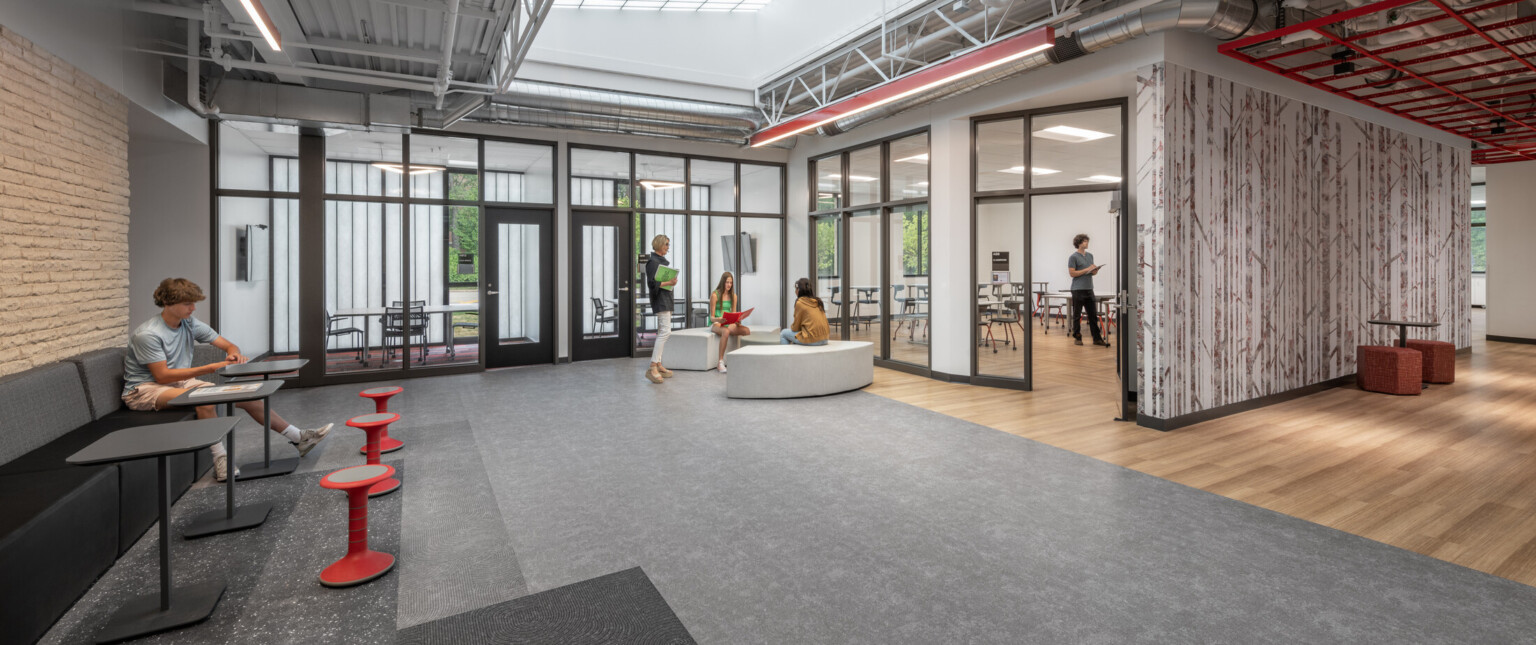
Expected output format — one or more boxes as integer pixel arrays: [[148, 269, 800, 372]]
[[814, 0, 1261, 136], [492, 80, 764, 131], [187, 16, 216, 114], [469, 103, 784, 147], [435, 0, 463, 109]]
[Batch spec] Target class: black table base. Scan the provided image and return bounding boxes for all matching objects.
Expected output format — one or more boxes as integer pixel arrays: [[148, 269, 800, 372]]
[[184, 502, 272, 539], [94, 580, 225, 644], [237, 456, 300, 481]]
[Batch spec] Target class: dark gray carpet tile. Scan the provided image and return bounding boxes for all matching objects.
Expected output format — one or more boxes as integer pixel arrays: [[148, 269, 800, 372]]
[[41, 464, 404, 645], [396, 422, 529, 630], [395, 567, 695, 645]]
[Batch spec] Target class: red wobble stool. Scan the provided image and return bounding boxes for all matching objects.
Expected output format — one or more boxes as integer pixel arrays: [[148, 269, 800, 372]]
[[358, 387, 405, 454], [319, 464, 397, 587], [1404, 339, 1456, 384], [1357, 345, 1422, 395], [345, 413, 402, 497]]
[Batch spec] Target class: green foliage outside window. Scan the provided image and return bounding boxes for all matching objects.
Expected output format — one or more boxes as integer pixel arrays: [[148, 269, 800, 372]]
[[1471, 214, 1486, 273], [815, 217, 838, 277], [901, 210, 930, 277], [448, 172, 480, 285]]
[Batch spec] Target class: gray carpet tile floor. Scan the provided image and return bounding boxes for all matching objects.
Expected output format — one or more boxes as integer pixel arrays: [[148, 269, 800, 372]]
[[396, 567, 695, 645], [40, 357, 1536, 643]]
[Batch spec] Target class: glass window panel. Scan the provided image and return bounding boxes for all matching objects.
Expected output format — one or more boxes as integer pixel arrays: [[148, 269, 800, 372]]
[[846, 210, 880, 345], [580, 224, 620, 338], [738, 217, 783, 330], [848, 146, 882, 206], [485, 141, 554, 203], [637, 154, 686, 209], [438, 205, 480, 366], [570, 148, 630, 207], [324, 201, 402, 374], [691, 159, 736, 211], [1472, 208, 1486, 224], [741, 163, 782, 213], [890, 133, 929, 199], [813, 214, 841, 322], [498, 222, 541, 344], [890, 203, 929, 366], [814, 156, 842, 211], [273, 198, 299, 353], [688, 215, 737, 327], [1030, 107, 1122, 189], [1472, 226, 1487, 272], [409, 135, 477, 199], [976, 119, 1024, 191], [1471, 184, 1486, 209], [326, 130, 403, 197], [975, 199, 1025, 379], [219, 122, 297, 191], [216, 197, 273, 358]]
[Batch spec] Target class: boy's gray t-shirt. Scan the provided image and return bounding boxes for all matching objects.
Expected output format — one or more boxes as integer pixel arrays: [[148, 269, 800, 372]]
[[123, 315, 220, 394], [1068, 251, 1095, 291]]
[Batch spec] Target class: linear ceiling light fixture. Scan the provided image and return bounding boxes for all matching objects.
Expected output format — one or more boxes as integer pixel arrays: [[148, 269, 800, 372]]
[[1033, 125, 1114, 142], [997, 166, 1059, 175], [749, 26, 1055, 147], [640, 179, 685, 190], [372, 162, 445, 175], [238, 0, 283, 51], [895, 153, 930, 163], [1077, 175, 1121, 183]]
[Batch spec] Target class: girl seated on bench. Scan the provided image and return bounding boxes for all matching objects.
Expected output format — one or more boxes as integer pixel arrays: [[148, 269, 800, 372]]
[[782, 278, 830, 347], [710, 272, 751, 373]]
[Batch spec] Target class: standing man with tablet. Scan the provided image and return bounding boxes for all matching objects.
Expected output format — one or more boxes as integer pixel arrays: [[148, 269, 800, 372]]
[[1067, 234, 1110, 347]]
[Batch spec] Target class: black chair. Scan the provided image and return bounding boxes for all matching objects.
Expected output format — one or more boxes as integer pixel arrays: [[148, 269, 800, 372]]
[[977, 302, 997, 352], [590, 297, 617, 337], [383, 305, 429, 364], [854, 286, 878, 330], [990, 301, 1024, 351], [828, 286, 844, 331], [448, 312, 478, 358], [326, 309, 367, 365]]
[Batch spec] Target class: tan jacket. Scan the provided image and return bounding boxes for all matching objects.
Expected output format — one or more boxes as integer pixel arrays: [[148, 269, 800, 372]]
[[790, 296, 830, 344]]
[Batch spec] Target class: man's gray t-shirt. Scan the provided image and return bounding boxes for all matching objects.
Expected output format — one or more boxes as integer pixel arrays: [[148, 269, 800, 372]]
[[1068, 251, 1095, 291], [123, 315, 220, 394]]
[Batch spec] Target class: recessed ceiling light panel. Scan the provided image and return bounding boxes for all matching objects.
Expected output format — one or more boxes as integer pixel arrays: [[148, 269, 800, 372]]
[[1033, 125, 1115, 143]]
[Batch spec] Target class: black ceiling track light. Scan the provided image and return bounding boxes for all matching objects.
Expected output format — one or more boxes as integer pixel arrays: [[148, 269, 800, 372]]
[[1331, 49, 1355, 75]]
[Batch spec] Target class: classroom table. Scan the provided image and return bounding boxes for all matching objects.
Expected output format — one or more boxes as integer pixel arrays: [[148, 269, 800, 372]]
[[217, 359, 308, 480], [167, 381, 283, 538], [333, 304, 478, 363]]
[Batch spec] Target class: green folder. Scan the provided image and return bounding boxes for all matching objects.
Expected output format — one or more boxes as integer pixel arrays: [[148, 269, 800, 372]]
[[655, 266, 679, 290]]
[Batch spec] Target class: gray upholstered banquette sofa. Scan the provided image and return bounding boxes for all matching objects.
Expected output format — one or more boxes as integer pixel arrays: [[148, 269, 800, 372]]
[[0, 346, 224, 644]]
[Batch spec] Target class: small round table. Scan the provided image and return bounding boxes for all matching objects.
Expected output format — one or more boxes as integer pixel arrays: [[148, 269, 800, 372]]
[[358, 386, 405, 454], [318, 464, 397, 588], [345, 412, 402, 497]]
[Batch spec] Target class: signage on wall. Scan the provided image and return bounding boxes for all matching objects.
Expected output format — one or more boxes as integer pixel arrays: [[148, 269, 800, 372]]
[[991, 251, 1009, 271]]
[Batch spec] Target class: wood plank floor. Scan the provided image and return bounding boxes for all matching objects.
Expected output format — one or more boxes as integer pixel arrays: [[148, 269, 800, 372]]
[[866, 310, 1536, 587]]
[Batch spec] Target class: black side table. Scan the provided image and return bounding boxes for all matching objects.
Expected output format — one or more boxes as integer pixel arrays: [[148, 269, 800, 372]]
[[167, 381, 283, 539], [217, 359, 308, 480], [67, 417, 238, 643]]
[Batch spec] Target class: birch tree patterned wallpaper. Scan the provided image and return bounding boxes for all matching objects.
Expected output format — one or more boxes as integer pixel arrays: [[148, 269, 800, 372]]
[[1136, 62, 1471, 422]]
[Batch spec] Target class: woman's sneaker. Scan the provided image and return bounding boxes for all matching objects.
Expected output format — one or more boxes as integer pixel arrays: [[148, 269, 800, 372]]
[[292, 423, 333, 458], [213, 455, 240, 482], [717, 360, 727, 373]]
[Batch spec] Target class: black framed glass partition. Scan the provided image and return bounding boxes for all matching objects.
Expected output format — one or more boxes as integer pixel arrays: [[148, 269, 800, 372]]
[[970, 100, 1128, 397], [807, 129, 931, 371], [568, 145, 787, 361]]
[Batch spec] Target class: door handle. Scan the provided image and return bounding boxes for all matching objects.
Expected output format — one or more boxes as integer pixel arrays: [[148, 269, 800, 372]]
[[487, 291, 500, 295], [619, 287, 630, 292]]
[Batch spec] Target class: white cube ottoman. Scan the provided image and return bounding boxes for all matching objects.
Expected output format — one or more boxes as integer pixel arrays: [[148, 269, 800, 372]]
[[726, 341, 874, 399], [664, 328, 721, 371]]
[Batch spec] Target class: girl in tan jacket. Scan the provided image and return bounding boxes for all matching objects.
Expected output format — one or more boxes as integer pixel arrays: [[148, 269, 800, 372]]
[[781, 278, 830, 346]]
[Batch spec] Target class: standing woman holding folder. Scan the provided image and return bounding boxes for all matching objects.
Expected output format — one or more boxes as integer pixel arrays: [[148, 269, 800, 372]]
[[645, 235, 678, 384], [709, 272, 751, 373]]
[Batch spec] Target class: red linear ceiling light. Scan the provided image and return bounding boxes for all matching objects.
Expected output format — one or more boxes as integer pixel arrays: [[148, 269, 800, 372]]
[[750, 26, 1056, 147], [1218, 0, 1536, 164]]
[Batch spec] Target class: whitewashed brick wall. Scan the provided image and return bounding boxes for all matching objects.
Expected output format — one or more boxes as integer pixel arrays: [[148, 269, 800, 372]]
[[0, 26, 131, 377]]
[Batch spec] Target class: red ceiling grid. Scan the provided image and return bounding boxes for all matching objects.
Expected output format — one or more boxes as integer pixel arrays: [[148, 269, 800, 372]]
[[1218, 0, 1536, 164]]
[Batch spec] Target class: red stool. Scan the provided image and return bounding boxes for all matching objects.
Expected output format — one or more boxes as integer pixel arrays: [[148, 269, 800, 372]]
[[1405, 339, 1455, 384], [1357, 346, 1422, 395], [319, 464, 396, 587], [358, 387, 405, 454], [345, 413, 402, 497]]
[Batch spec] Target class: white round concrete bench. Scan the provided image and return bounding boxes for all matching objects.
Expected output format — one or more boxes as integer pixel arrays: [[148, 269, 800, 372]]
[[665, 327, 782, 371], [725, 341, 874, 399]]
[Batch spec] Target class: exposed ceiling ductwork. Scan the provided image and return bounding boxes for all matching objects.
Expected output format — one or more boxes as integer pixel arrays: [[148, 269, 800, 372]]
[[804, 0, 1263, 137]]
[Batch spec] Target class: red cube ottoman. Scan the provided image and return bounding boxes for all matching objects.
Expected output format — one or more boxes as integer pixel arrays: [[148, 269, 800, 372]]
[[1357, 345, 1422, 395], [1405, 339, 1455, 384]]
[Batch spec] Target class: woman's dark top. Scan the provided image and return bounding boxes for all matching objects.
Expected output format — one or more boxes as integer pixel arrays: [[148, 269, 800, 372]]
[[645, 252, 673, 315]]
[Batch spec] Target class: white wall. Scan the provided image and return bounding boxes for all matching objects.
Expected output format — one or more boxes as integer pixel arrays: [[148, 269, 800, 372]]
[[127, 105, 211, 330], [1486, 161, 1536, 341], [1031, 192, 1118, 296], [214, 126, 272, 356]]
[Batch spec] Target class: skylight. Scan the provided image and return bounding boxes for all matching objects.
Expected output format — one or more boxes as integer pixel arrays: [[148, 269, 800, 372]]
[[552, 0, 773, 11]]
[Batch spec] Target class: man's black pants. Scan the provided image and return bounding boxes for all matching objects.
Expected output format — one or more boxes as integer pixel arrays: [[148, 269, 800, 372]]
[[1071, 289, 1104, 343]]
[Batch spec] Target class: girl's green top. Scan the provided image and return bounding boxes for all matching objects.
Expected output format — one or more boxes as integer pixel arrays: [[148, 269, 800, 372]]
[[713, 293, 733, 319]]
